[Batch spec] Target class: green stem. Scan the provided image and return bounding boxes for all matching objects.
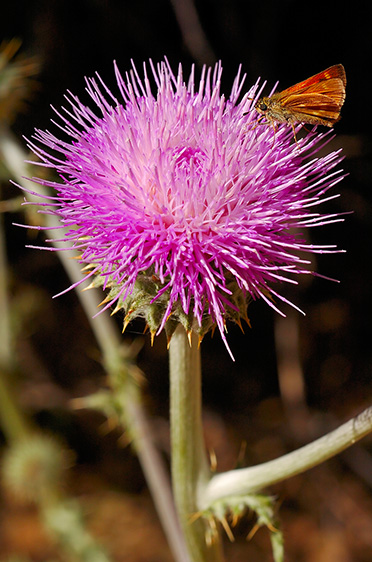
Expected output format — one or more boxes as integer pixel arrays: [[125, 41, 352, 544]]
[[169, 326, 224, 562], [106, 353, 191, 562], [1, 128, 191, 562], [201, 405, 372, 508], [0, 370, 31, 442], [0, 196, 32, 442]]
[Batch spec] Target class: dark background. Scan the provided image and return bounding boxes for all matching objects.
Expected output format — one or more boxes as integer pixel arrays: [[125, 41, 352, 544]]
[[1, 1, 372, 560]]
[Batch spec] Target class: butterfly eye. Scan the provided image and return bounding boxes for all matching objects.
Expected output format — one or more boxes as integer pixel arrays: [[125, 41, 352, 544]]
[[257, 101, 268, 112]]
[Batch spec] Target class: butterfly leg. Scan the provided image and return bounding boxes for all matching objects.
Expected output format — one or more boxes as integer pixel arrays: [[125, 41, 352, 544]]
[[291, 123, 299, 145], [249, 114, 265, 132], [270, 120, 277, 147]]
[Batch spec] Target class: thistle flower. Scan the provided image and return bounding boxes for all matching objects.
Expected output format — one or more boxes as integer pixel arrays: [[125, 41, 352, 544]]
[[25, 59, 344, 356]]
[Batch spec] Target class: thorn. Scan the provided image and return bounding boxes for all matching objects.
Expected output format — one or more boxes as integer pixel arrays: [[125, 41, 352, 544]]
[[235, 317, 245, 334], [236, 440, 247, 468], [242, 311, 252, 328], [151, 331, 156, 347], [143, 324, 149, 334], [220, 516, 235, 542], [205, 516, 218, 547], [188, 511, 202, 525], [231, 512, 240, 527], [81, 262, 95, 271], [70, 397, 88, 410], [187, 330, 192, 347], [99, 417, 118, 435], [122, 315, 131, 333], [98, 295, 112, 307], [81, 282, 96, 292], [197, 334, 204, 348], [247, 522, 260, 541], [117, 431, 132, 448], [110, 304, 121, 316], [267, 521, 279, 533], [208, 448, 217, 472]]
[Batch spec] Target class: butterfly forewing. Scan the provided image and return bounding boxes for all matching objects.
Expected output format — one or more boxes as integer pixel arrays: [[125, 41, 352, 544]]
[[284, 64, 346, 95]]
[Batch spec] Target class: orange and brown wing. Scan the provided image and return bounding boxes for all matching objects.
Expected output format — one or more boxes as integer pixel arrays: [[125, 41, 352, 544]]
[[282, 64, 346, 95], [275, 66, 346, 125], [278, 92, 343, 124], [255, 64, 346, 128]]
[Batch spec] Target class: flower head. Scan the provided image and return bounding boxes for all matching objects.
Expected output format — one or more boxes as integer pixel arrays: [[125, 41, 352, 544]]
[[26, 59, 344, 356]]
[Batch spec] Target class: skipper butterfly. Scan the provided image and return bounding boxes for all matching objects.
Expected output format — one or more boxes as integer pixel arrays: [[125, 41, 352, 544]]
[[254, 64, 346, 139]]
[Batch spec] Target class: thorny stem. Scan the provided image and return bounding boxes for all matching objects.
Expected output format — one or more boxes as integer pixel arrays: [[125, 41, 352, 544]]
[[0, 130, 112, 561], [169, 326, 224, 562], [104, 351, 191, 562], [201, 405, 372, 508], [0, 202, 31, 442], [0, 129, 190, 562]]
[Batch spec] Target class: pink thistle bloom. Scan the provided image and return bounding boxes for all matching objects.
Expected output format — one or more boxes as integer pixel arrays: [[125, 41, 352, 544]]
[[25, 59, 344, 356]]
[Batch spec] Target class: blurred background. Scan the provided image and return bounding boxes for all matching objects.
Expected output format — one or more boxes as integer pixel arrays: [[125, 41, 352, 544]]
[[1, 1, 372, 560]]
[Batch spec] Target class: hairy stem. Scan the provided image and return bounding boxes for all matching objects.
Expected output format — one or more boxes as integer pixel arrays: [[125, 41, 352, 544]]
[[1, 128, 189, 562], [201, 405, 372, 508], [169, 326, 224, 562], [0, 190, 32, 442]]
